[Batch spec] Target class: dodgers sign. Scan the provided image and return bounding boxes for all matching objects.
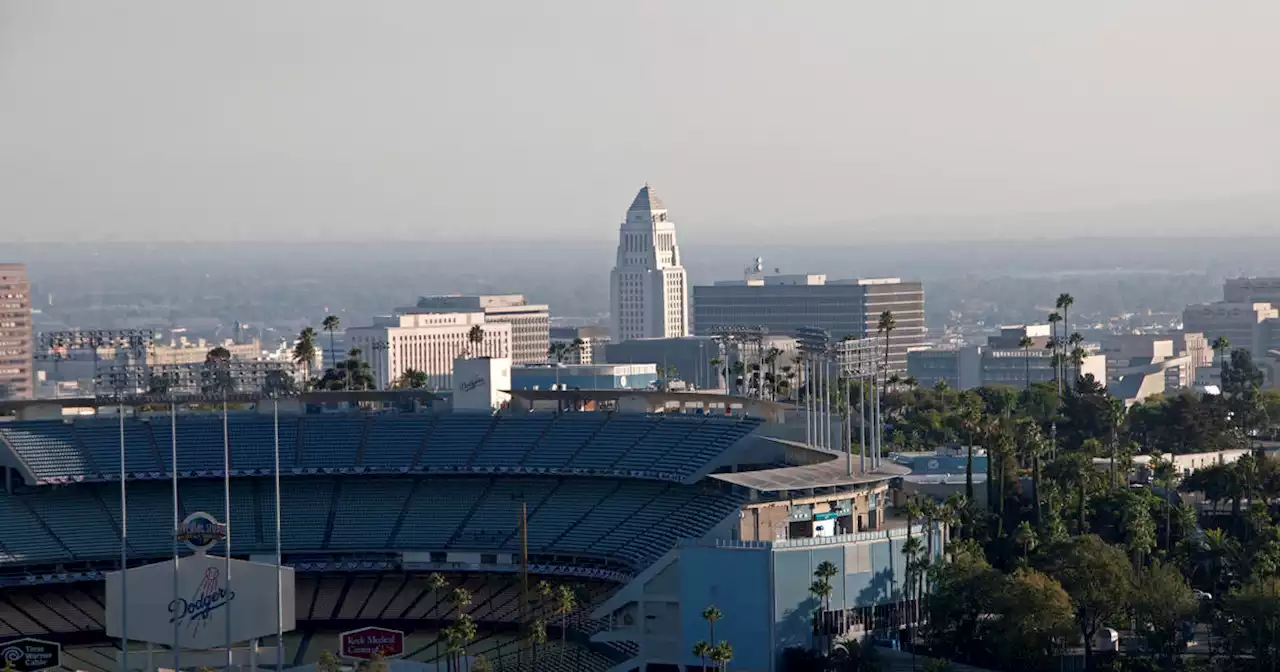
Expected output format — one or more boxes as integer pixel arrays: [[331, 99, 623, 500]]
[[106, 555, 296, 649]]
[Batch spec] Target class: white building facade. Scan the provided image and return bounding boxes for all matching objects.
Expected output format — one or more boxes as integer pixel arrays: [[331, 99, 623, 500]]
[[347, 313, 512, 390], [610, 184, 690, 342], [406, 295, 549, 365]]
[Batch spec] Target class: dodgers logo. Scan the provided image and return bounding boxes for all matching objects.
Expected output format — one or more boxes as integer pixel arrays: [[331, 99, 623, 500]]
[[168, 567, 236, 637]]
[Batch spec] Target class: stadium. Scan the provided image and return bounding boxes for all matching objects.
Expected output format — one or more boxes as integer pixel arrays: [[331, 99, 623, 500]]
[[0, 387, 927, 672]]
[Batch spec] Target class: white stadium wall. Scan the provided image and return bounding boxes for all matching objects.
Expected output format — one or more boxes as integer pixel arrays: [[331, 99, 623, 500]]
[[106, 555, 296, 650]]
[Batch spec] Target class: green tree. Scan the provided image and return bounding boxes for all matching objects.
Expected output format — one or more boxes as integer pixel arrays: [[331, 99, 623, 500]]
[[1219, 575, 1280, 669], [1040, 535, 1135, 671], [1047, 312, 1063, 385], [394, 368, 429, 389], [810, 560, 840, 654], [203, 345, 233, 395], [1019, 334, 1034, 388], [1120, 489, 1156, 569], [1133, 560, 1198, 666], [692, 640, 712, 671], [1013, 520, 1037, 559], [528, 617, 548, 669], [702, 604, 723, 648], [426, 573, 448, 664], [316, 651, 342, 672], [926, 542, 1002, 661], [711, 640, 734, 671], [555, 584, 577, 665], [467, 324, 485, 357], [1055, 294, 1074, 383], [991, 568, 1075, 671], [1150, 456, 1178, 551]]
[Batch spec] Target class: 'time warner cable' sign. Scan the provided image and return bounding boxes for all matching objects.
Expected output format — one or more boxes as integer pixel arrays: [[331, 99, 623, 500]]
[[340, 627, 405, 659]]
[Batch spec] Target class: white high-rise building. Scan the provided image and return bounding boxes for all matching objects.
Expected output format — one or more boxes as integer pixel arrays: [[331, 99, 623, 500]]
[[609, 184, 690, 342]]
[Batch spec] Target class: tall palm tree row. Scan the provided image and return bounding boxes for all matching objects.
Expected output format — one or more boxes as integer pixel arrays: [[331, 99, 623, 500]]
[[467, 324, 485, 358], [321, 315, 340, 384], [877, 310, 896, 388], [1046, 312, 1062, 385], [555, 584, 577, 665], [809, 562, 839, 655], [1211, 335, 1231, 382], [1018, 335, 1033, 388], [1055, 293, 1074, 384], [293, 327, 318, 388]]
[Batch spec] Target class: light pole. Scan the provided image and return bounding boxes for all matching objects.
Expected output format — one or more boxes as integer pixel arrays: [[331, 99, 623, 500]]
[[370, 340, 390, 390]]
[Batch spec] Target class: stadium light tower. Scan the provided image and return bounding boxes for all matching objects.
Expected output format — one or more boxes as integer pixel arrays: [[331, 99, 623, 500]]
[[709, 325, 767, 398], [796, 327, 831, 452], [836, 337, 880, 476]]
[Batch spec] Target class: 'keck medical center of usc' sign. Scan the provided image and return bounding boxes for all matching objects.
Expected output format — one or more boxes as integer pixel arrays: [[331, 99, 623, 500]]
[[340, 627, 405, 659]]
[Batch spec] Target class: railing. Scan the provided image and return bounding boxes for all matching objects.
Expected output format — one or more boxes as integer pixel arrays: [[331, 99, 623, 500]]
[[678, 524, 931, 551]]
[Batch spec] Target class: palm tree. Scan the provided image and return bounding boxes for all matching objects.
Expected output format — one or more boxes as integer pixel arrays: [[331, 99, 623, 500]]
[[293, 327, 318, 388], [729, 361, 746, 395], [529, 617, 548, 669], [877, 310, 896, 387], [709, 357, 724, 389], [810, 561, 839, 653], [692, 640, 712, 671], [1211, 335, 1231, 383], [764, 346, 782, 399], [1151, 457, 1178, 550], [204, 346, 233, 395], [395, 368, 429, 389], [555, 584, 577, 665], [427, 573, 448, 665], [448, 586, 472, 669], [711, 641, 734, 671], [321, 314, 340, 378], [1018, 335, 1034, 388], [1055, 293, 1074, 380], [701, 604, 723, 648], [467, 324, 485, 358], [1013, 520, 1037, 558], [1046, 313, 1062, 384]]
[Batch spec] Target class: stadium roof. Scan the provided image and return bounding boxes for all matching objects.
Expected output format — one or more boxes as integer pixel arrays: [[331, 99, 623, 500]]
[[507, 388, 791, 412], [0, 389, 441, 414], [710, 438, 909, 491]]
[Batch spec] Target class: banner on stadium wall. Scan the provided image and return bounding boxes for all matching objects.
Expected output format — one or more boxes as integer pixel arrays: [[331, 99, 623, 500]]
[[340, 627, 405, 659], [105, 553, 296, 649], [0, 638, 61, 672]]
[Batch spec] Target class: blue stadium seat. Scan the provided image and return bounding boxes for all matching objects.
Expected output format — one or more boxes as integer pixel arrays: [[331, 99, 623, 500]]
[[361, 416, 435, 470], [394, 479, 490, 547], [75, 419, 162, 475], [522, 413, 609, 470], [299, 417, 365, 469], [328, 479, 413, 549], [0, 421, 94, 482], [0, 495, 70, 564], [470, 415, 553, 468], [418, 416, 493, 470]]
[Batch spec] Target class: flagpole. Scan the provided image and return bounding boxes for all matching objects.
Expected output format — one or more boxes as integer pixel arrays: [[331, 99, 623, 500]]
[[274, 395, 284, 672], [223, 389, 233, 671], [172, 395, 181, 672], [119, 390, 128, 672]]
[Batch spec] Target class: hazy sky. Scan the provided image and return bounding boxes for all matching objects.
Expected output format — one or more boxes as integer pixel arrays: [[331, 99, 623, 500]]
[[2, 1, 1278, 243]]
